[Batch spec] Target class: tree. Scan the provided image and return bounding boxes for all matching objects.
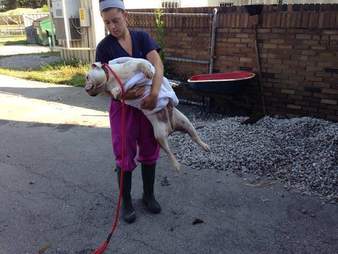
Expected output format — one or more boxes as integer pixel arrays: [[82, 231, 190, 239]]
[[3, 0, 17, 10], [18, 0, 47, 8], [3, 0, 47, 10]]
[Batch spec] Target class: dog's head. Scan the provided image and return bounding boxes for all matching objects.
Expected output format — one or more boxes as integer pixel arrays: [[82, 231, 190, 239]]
[[84, 62, 107, 96]]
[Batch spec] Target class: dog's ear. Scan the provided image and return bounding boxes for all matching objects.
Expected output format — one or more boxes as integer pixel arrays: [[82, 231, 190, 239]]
[[92, 62, 102, 68]]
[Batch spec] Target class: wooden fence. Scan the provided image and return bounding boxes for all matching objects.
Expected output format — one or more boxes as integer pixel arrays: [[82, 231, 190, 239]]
[[0, 13, 48, 38]]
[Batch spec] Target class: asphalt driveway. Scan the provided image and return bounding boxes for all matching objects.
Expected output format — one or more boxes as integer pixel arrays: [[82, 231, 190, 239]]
[[0, 74, 337, 254], [0, 45, 61, 70]]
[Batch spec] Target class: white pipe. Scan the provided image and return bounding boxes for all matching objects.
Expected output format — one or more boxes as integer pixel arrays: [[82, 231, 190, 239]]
[[53, 46, 95, 51], [166, 56, 209, 64], [62, 0, 70, 49], [128, 11, 212, 17], [91, 0, 105, 47]]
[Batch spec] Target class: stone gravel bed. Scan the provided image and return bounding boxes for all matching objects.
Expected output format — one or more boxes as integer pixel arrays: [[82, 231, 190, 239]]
[[170, 106, 338, 203]]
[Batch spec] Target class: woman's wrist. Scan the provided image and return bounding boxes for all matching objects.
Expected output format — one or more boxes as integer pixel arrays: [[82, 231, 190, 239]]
[[150, 91, 159, 98]]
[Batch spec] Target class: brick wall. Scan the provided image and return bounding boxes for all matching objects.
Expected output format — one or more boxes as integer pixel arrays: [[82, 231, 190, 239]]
[[128, 5, 338, 121]]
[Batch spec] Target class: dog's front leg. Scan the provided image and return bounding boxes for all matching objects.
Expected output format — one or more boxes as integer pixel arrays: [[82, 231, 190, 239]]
[[106, 83, 121, 100], [136, 62, 154, 79]]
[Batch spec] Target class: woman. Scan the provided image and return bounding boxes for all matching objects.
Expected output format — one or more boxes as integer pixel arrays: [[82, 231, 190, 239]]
[[96, 0, 164, 223]]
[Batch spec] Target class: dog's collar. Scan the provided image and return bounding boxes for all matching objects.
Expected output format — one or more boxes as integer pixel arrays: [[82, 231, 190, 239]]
[[101, 64, 110, 83]]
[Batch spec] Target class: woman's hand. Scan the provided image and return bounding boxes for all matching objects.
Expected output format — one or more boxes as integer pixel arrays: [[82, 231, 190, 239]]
[[141, 92, 158, 110], [122, 86, 145, 100]]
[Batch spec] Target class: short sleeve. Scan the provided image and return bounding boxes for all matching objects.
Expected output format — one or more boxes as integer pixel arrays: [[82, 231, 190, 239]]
[[140, 31, 160, 56], [95, 43, 109, 63], [95, 47, 103, 62]]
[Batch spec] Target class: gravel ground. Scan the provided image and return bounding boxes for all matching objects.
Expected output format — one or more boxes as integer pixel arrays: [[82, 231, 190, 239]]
[[173, 105, 338, 204]]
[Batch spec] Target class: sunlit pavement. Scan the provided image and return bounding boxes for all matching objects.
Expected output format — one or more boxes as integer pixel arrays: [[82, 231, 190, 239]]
[[0, 74, 109, 128], [0, 45, 54, 56]]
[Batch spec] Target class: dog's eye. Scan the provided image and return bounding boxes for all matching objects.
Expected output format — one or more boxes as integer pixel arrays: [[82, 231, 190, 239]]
[[86, 76, 89, 81]]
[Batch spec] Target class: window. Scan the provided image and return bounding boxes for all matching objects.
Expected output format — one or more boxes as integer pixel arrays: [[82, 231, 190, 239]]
[[161, 0, 180, 8], [220, 2, 234, 7]]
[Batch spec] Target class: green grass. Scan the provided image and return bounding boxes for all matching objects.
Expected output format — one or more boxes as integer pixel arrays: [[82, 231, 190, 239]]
[[0, 35, 27, 46], [0, 59, 89, 87], [0, 38, 28, 46]]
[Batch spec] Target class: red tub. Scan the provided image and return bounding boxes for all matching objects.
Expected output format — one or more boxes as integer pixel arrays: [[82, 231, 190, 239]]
[[187, 71, 256, 93]]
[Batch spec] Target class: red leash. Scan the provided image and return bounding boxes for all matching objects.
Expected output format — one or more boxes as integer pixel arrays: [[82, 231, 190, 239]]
[[92, 63, 127, 254]]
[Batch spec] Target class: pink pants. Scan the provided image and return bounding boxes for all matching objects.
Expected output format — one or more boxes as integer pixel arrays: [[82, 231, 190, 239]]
[[109, 99, 160, 171]]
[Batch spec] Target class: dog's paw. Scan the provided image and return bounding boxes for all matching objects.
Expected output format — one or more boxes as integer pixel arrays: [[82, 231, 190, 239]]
[[138, 63, 154, 80], [173, 161, 181, 172], [202, 143, 210, 152], [169, 81, 180, 88], [109, 87, 121, 100]]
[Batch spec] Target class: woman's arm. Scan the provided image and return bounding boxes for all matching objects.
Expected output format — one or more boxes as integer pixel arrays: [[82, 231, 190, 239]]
[[140, 49, 164, 110]]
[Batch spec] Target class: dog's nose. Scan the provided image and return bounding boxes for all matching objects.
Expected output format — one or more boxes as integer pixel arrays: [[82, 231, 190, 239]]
[[85, 89, 98, 97]]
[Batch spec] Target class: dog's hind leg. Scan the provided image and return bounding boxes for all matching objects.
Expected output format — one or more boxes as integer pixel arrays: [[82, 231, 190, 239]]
[[157, 135, 180, 171], [173, 108, 210, 152], [147, 114, 180, 171]]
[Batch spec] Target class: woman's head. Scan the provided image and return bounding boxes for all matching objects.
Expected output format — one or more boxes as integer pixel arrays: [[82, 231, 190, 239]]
[[99, 0, 128, 38], [99, 0, 125, 12]]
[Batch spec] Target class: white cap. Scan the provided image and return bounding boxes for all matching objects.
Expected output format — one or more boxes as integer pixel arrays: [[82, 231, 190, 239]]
[[99, 0, 125, 12]]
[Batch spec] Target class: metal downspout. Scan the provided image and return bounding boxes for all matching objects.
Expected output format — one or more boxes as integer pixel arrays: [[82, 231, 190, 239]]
[[209, 8, 218, 74], [254, 24, 266, 115]]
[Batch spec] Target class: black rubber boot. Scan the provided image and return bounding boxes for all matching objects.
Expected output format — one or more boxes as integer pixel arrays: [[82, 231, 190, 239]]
[[116, 168, 136, 223], [141, 164, 161, 214]]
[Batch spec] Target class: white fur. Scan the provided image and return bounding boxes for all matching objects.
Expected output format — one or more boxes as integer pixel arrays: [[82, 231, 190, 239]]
[[85, 57, 210, 171]]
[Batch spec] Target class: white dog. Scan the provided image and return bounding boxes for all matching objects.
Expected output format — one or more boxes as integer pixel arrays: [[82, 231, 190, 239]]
[[85, 57, 209, 170]]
